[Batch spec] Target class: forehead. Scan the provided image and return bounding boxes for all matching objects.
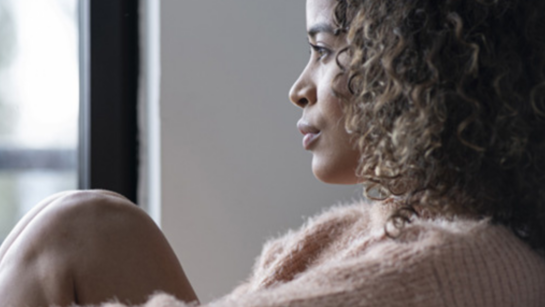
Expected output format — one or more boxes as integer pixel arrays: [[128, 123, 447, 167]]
[[306, 0, 336, 29]]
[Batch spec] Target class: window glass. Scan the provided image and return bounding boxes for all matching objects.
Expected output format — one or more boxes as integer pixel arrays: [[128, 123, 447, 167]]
[[0, 0, 79, 242]]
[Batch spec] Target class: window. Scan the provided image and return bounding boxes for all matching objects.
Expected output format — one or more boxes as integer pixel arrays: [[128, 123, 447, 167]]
[[0, 0, 141, 242], [0, 0, 80, 242]]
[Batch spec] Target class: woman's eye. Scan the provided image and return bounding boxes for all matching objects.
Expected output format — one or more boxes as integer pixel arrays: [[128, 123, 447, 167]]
[[309, 43, 329, 61]]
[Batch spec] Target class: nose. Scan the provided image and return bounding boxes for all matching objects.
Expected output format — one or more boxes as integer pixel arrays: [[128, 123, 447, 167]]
[[289, 66, 316, 109]]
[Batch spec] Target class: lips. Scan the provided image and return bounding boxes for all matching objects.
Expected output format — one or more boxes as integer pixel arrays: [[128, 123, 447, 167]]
[[297, 120, 321, 150]]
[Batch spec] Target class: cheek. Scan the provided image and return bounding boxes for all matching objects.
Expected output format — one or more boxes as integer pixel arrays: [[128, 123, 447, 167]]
[[311, 102, 360, 184], [319, 86, 345, 130], [318, 71, 346, 120], [310, 64, 360, 184], [328, 59, 351, 100]]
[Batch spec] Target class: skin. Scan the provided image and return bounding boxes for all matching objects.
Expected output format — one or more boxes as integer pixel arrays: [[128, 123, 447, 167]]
[[0, 0, 360, 306], [290, 0, 361, 185], [0, 190, 198, 306]]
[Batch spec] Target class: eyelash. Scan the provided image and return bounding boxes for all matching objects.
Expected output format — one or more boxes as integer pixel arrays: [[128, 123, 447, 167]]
[[309, 43, 330, 61]]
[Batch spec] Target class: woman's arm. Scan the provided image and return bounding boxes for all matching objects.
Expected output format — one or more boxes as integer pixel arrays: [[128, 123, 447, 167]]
[[0, 190, 198, 306]]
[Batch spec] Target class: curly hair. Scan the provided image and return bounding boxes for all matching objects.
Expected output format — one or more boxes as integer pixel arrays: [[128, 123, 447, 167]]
[[331, 0, 545, 253]]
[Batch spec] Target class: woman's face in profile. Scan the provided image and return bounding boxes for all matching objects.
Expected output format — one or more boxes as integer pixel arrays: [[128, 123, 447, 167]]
[[290, 0, 360, 185]]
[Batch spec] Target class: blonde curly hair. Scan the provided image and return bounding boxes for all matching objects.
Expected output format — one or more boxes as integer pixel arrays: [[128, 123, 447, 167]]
[[332, 0, 545, 252]]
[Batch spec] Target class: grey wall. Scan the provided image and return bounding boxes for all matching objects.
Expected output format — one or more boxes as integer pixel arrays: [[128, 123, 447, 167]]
[[160, 1, 362, 302]]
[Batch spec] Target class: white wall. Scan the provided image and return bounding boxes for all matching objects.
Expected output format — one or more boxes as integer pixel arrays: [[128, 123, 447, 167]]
[[160, 1, 362, 302]]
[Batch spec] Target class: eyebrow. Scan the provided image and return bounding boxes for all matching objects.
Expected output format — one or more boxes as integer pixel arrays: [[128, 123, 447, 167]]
[[307, 23, 336, 38]]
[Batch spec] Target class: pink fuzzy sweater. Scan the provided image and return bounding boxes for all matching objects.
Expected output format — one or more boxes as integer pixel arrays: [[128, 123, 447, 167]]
[[105, 201, 545, 307]]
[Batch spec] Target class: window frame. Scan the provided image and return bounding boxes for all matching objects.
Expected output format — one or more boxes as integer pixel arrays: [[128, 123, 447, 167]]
[[78, 0, 140, 203]]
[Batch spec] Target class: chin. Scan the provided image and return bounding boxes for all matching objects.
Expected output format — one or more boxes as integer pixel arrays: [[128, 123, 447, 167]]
[[311, 157, 359, 185]]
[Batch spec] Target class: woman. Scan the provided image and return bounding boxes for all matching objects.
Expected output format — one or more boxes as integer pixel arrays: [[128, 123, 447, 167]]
[[1, 0, 545, 305]]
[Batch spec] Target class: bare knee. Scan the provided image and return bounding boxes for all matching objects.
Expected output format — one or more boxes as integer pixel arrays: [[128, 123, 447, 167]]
[[0, 190, 122, 306], [1, 190, 197, 306], [61, 191, 198, 305], [0, 190, 149, 306]]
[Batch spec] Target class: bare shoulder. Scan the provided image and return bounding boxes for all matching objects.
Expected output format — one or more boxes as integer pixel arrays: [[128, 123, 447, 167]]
[[0, 190, 198, 307]]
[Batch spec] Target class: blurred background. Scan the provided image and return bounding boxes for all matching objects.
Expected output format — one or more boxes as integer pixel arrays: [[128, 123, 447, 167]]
[[0, 0, 79, 243], [159, 1, 362, 301], [0, 0, 363, 303]]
